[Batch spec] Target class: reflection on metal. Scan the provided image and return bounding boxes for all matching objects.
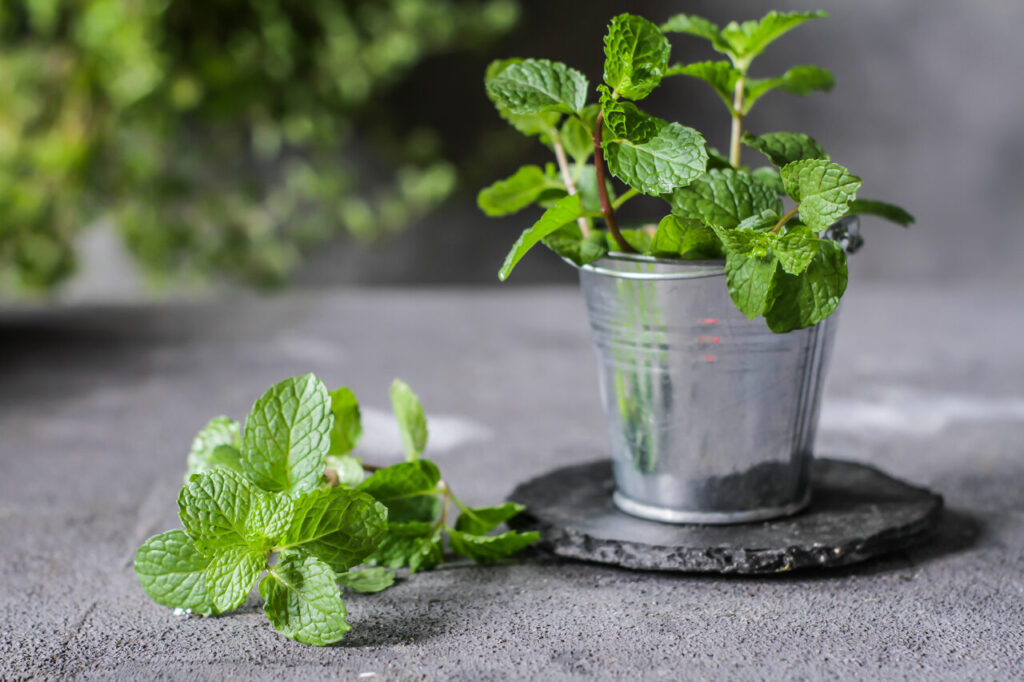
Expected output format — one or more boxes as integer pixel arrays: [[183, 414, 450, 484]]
[[573, 255, 837, 525], [822, 215, 863, 254]]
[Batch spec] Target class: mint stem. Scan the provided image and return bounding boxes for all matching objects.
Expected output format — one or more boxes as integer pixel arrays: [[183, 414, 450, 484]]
[[592, 111, 635, 253], [729, 75, 746, 168], [552, 136, 593, 237], [771, 204, 800, 234]]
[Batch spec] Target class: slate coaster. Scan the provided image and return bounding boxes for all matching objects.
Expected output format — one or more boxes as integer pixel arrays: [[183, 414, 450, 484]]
[[508, 458, 943, 574]]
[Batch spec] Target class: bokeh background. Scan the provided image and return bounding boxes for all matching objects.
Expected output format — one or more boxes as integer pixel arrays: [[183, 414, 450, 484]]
[[1, 0, 1021, 301]]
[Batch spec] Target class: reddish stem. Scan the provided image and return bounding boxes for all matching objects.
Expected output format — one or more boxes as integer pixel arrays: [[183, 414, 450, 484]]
[[592, 111, 636, 253]]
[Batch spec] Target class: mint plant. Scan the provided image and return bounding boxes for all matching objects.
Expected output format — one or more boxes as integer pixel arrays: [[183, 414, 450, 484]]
[[136, 374, 538, 646], [479, 11, 914, 332]]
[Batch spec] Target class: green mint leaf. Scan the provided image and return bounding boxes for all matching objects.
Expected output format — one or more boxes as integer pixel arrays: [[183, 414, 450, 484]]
[[260, 553, 351, 646], [478, 165, 563, 217], [357, 459, 442, 524], [134, 530, 215, 615], [603, 118, 707, 196], [454, 502, 526, 535], [205, 445, 245, 475], [603, 13, 671, 100], [765, 238, 847, 332], [706, 146, 735, 170], [280, 487, 389, 573], [742, 132, 827, 168], [599, 86, 658, 142], [336, 568, 395, 594], [668, 169, 782, 229], [744, 66, 833, 112], [485, 59, 562, 138], [661, 14, 732, 55], [781, 159, 862, 232], [247, 492, 294, 547], [559, 107, 598, 163], [177, 469, 260, 552], [327, 387, 362, 455], [751, 166, 785, 195], [848, 199, 915, 227], [576, 164, 612, 213], [485, 58, 588, 115], [775, 225, 821, 275], [240, 373, 332, 494], [648, 215, 724, 259], [186, 417, 241, 481], [448, 529, 540, 564], [719, 11, 828, 66], [390, 379, 428, 462], [325, 454, 365, 488], [366, 522, 443, 573], [725, 253, 779, 319], [609, 228, 655, 254], [665, 61, 740, 111], [204, 545, 266, 612], [498, 194, 585, 281], [542, 224, 608, 267]]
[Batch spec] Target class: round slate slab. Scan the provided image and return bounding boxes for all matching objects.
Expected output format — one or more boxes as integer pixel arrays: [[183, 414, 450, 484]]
[[508, 458, 943, 574]]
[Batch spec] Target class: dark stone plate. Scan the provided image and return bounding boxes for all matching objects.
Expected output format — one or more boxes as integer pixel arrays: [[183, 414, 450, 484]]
[[508, 458, 943, 574]]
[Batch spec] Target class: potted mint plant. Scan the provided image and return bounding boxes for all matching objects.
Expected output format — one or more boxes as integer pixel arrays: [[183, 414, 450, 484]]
[[479, 11, 912, 524]]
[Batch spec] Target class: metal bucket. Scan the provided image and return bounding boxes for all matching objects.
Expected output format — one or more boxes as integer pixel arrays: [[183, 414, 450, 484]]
[[574, 254, 837, 524]]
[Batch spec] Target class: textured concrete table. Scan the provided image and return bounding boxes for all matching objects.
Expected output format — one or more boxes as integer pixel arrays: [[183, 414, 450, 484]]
[[2, 283, 1022, 680]]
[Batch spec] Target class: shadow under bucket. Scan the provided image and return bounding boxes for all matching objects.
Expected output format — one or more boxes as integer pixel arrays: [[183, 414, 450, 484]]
[[573, 253, 837, 525]]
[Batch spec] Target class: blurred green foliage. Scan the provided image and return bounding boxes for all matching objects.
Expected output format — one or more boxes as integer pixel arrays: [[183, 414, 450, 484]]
[[0, 0, 518, 293]]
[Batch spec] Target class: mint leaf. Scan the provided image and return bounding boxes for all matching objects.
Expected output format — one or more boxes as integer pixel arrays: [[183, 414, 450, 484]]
[[724, 251, 779, 319], [765, 238, 847, 332], [325, 454, 365, 488], [542, 224, 608, 267], [336, 568, 395, 594], [742, 132, 827, 168], [781, 159, 862, 232], [720, 11, 828, 65], [485, 58, 588, 115], [206, 445, 245, 475], [280, 487, 388, 573], [744, 65, 833, 112], [477, 165, 562, 217], [485, 59, 562, 138], [134, 530, 215, 615], [390, 379, 428, 462], [454, 502, 526, 535], [186, 417, 241, 480], [603, 14, 671, 100], [603, 118, 707, 196], [357, 459, 442, 524], [751, 166, 785, 195], [775, 225, 820, 275], [498, 194, 585, 281], [599, 87, 657, 142], [327, 387, 361, 456], [848, 199, 915, 227], [661, 14, 732, 54], [665, 61, 739, 110], [706, 146, 734, 170], [648, 214, 724, 259], [204, 545, 266, 612], [260, 553, 351, 646], [366, 522, 443, 573], [240, 374, 332, 494], [668, 169, 782, 229], [177, 469, 260, 552], [448, 529, 540, 564], [247, 492, 294, 547], [611, 228, 654, 254], [560, 108, 597, 163]]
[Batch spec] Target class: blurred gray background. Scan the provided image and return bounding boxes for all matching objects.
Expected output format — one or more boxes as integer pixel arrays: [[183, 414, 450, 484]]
[[32, 0, 1024, 299]]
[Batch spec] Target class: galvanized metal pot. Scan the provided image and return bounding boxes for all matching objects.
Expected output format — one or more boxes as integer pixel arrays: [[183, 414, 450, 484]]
[[572, 254, 837, 525]]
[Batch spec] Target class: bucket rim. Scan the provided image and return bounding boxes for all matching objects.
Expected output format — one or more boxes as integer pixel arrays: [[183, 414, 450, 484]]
[[564, 252, 727, 281]]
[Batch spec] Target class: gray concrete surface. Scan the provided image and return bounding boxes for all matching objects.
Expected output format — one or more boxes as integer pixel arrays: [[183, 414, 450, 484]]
[[1, 284, 1022, 680]]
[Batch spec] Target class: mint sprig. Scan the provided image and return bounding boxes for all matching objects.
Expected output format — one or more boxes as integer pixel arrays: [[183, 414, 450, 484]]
[[481, 10, 914, 333], [135, 374, 539, 646]]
